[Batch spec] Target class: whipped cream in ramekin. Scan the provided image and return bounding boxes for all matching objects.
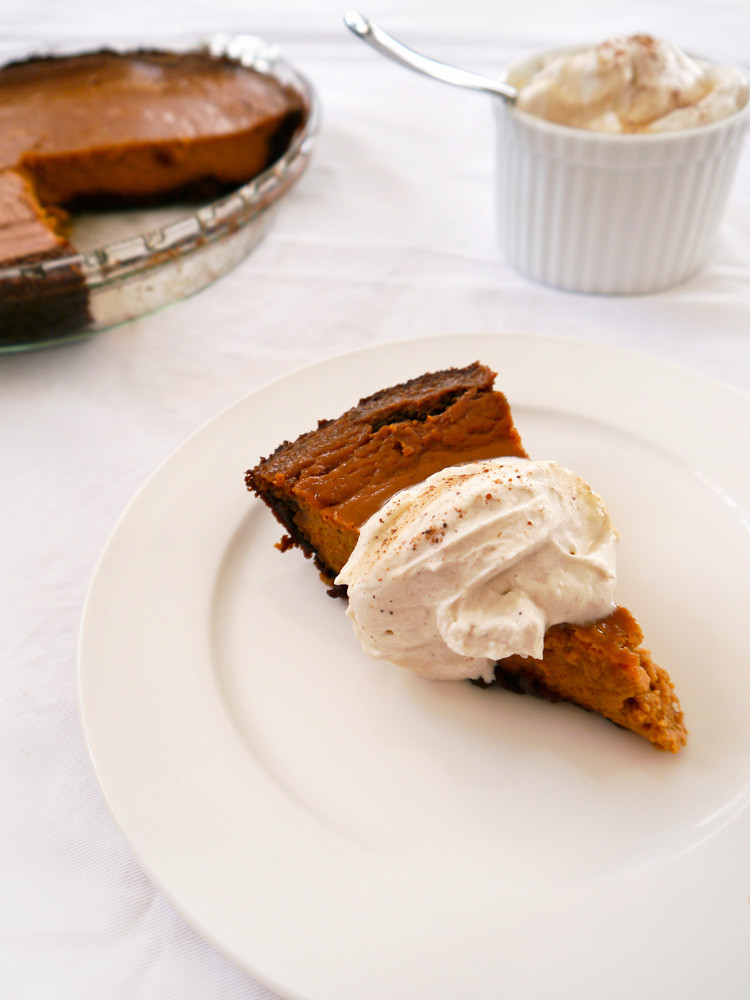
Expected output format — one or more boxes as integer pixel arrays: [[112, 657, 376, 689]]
[[335, 458, 619, 683], [515, 35, 748, 132]]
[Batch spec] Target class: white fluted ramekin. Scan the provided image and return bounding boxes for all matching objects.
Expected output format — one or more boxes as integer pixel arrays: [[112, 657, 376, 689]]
[[493, 49, 750, 294]]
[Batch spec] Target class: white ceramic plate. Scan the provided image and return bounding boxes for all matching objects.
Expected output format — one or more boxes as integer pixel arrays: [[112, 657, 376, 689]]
[[79, 334, 750, 1000]]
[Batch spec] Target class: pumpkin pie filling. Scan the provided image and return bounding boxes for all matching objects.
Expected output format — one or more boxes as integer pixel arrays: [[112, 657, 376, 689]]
[[248, 363, 528, 578]]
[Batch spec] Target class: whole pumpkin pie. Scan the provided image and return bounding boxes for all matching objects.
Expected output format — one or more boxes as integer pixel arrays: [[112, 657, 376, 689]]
[[246, 363, 687, 753], [0, 46, 307, 344]]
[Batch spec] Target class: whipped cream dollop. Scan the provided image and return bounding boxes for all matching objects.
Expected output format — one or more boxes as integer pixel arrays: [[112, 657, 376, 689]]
[[515, 35, 748, 132], [335, 458, 619, 683]]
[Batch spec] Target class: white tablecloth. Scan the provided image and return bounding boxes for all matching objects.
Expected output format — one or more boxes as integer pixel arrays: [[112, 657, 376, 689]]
[[2, 1, 749, 997]]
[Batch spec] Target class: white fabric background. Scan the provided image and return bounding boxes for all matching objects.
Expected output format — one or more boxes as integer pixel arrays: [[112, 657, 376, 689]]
[[2, 1, 749, 998]]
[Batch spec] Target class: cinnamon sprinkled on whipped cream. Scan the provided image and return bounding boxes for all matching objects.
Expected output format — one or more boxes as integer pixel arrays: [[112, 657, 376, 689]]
[[336, 458, 619, 682], [515, 35, 748, 132]]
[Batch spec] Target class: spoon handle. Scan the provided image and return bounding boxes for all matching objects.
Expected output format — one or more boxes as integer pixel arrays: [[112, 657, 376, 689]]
[[344, 12, 516, 103]]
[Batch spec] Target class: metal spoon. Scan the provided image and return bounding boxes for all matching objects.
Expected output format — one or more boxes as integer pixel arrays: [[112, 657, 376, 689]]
[[343, 11, 517, 103]]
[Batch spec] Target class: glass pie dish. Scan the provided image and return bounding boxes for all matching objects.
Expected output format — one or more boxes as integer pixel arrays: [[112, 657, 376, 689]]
[[0, 33, 319, 352]]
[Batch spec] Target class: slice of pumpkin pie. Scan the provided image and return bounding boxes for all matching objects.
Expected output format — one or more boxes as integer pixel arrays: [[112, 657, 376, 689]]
[[246, 362, 686, 753]]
